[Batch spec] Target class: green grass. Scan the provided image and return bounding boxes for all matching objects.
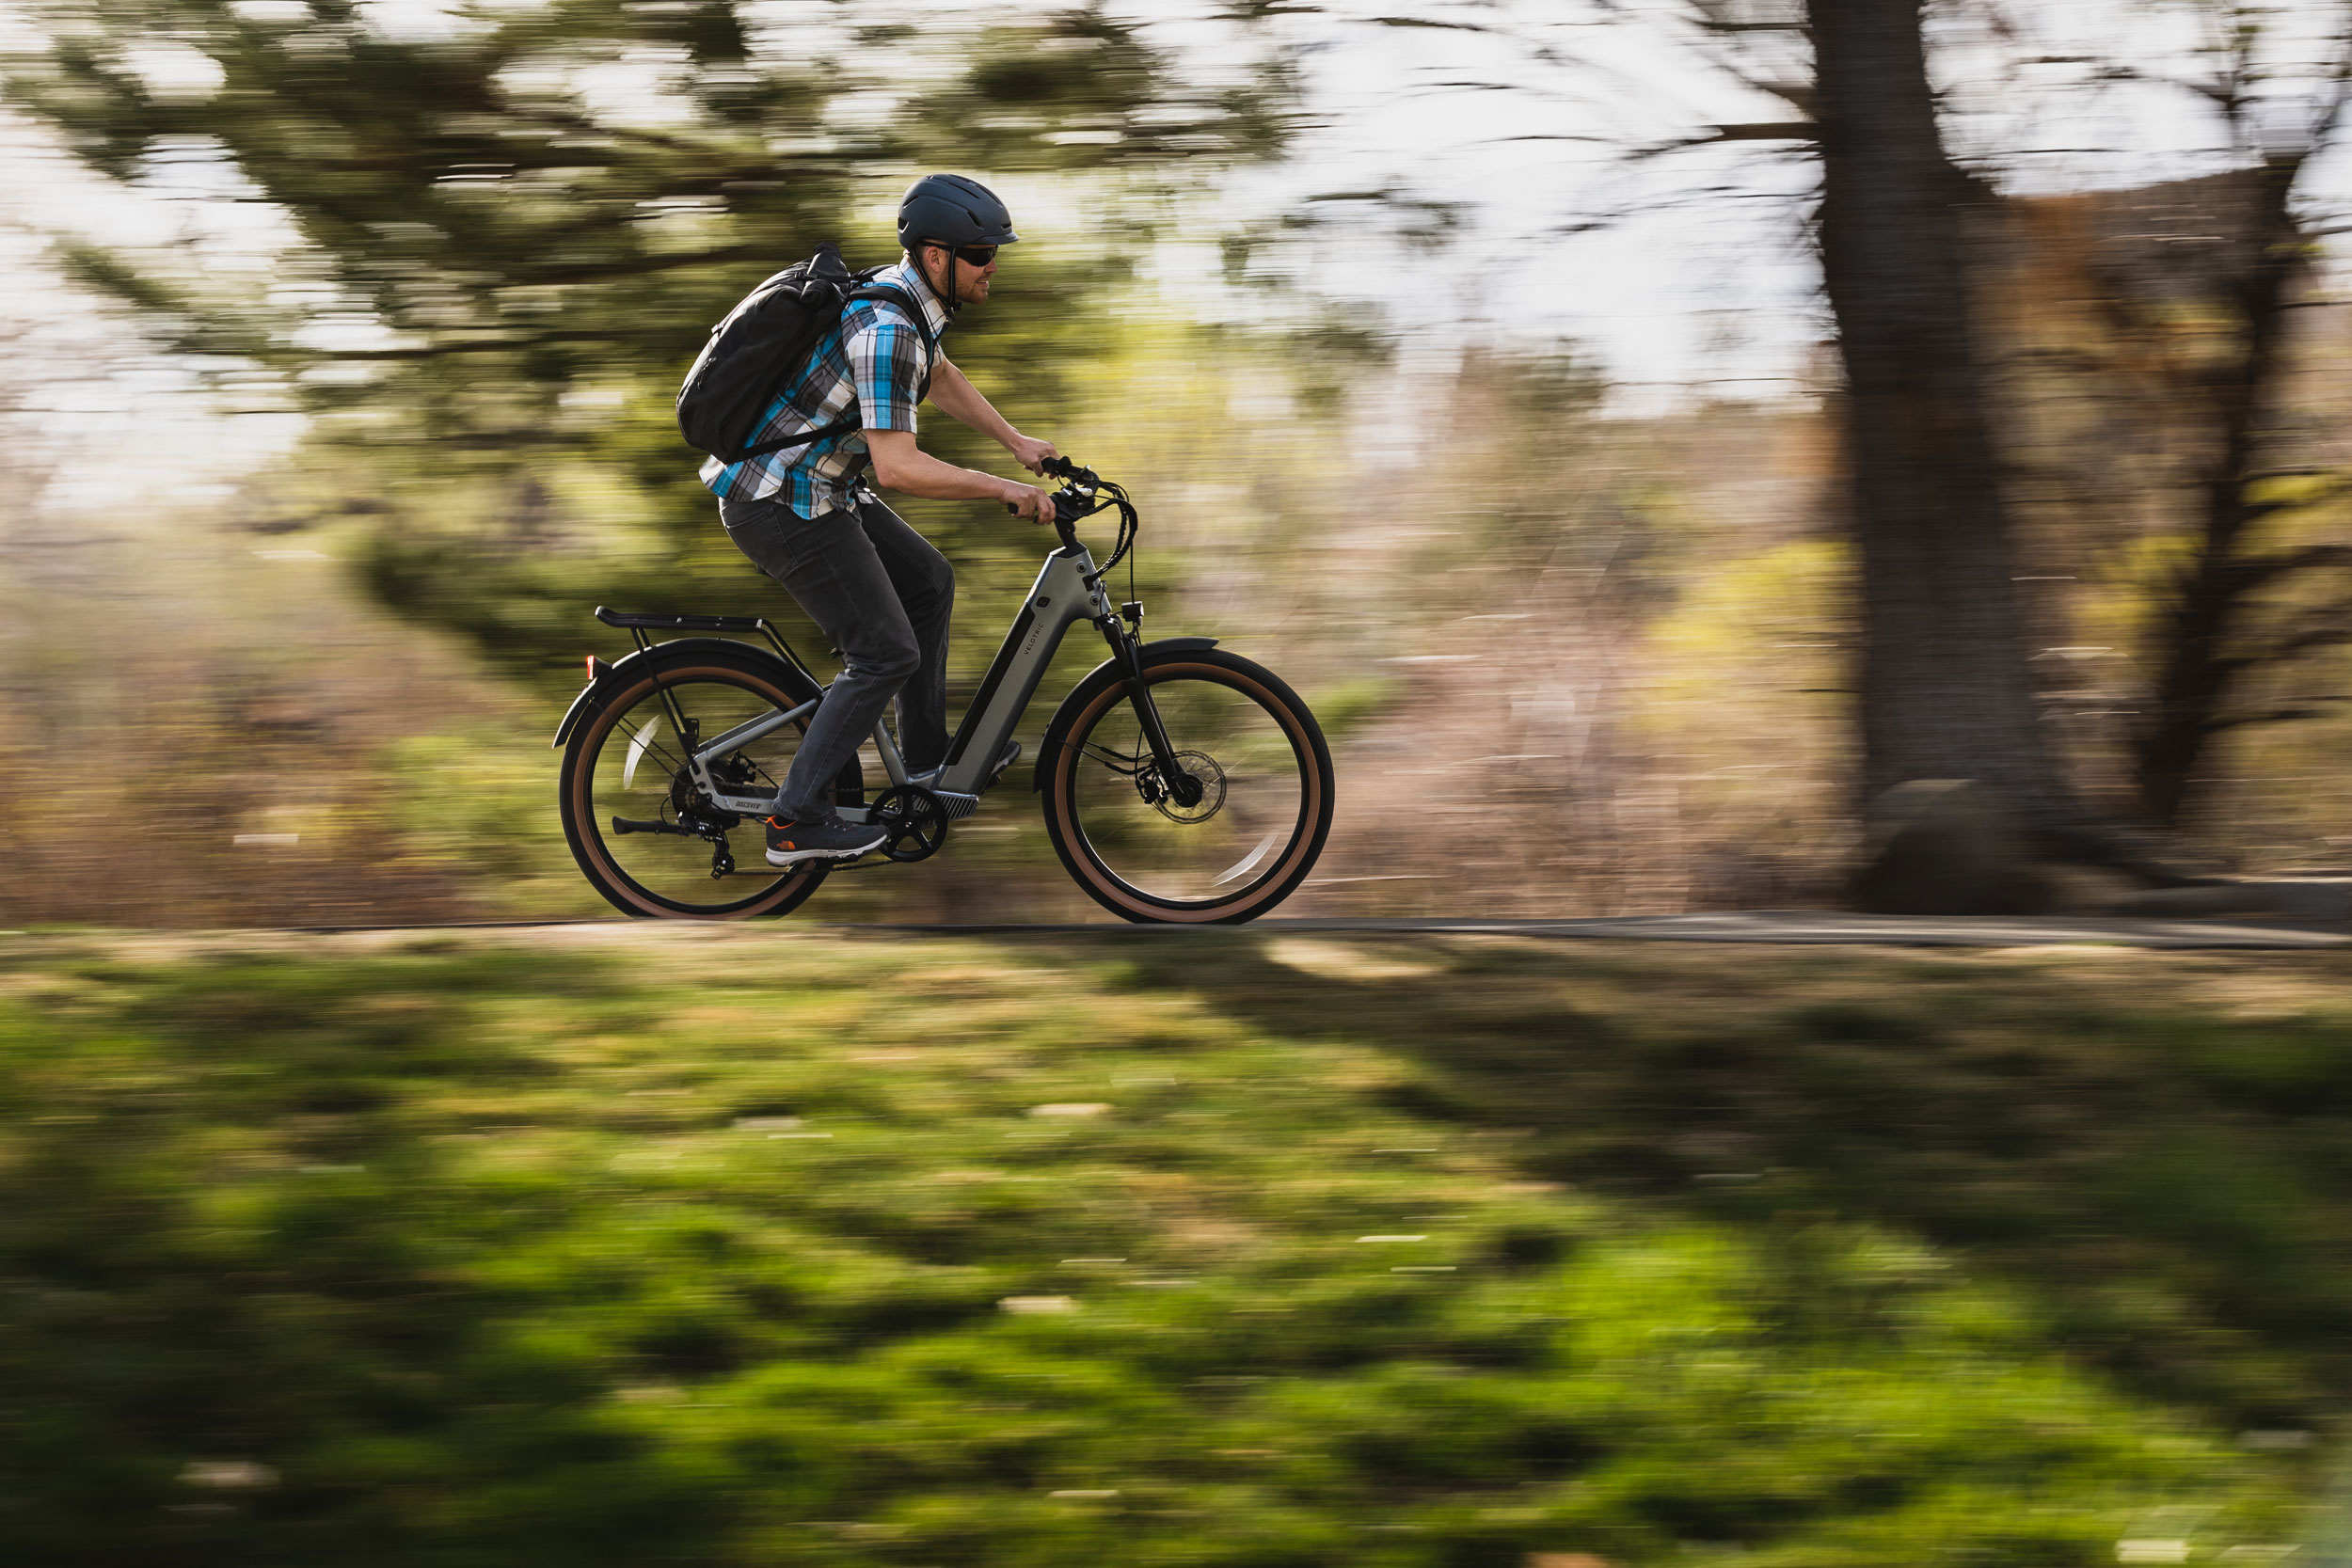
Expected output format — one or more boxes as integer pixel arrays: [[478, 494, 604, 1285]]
[[1, 929, 2344, 1565]]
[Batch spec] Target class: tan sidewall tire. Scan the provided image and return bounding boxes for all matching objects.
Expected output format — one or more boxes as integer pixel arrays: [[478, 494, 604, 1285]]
[[1042, 655, 1333, 924], [560, 659, 828, 920]]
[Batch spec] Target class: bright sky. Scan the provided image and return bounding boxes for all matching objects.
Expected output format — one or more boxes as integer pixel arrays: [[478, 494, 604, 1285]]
[[6, 0, 2352, 499]]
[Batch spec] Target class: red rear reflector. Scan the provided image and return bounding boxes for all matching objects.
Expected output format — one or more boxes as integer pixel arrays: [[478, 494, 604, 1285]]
[[584, 656, 612, 685]]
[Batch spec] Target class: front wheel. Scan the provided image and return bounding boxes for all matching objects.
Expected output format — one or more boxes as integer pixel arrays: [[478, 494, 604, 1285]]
[[1041, 648, 1334, 924]]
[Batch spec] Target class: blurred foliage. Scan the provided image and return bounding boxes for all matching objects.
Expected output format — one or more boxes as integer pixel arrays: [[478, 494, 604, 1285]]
[[1970, 172, 2352, 825], [3, 0, 1296, 669], [1, 927, 2334, 1564]]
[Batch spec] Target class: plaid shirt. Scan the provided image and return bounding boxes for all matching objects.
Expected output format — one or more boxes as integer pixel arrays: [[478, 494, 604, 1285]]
[[699, 256, 950, 519]]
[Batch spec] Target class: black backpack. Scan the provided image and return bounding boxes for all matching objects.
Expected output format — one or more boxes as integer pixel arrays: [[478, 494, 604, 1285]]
[[675, 243, 934, 465]]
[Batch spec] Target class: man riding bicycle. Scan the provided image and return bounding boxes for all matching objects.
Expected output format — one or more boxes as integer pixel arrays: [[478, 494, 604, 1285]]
[[701, 173, 1061, 866]]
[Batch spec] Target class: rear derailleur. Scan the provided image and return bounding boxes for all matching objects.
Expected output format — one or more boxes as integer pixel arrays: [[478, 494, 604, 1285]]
[[606, 759, 763, 879]]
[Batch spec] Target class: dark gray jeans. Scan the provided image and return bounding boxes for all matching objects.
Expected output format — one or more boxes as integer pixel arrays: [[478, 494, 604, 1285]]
[[719, 489, 954, 820]]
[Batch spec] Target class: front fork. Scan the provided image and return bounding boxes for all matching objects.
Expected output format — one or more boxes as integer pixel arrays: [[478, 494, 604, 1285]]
[[1099, 609, 1202, 808]]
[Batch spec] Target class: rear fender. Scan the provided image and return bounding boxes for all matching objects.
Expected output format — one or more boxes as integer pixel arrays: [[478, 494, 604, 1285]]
[[550, 637, 804, 751], [1032, 637, 1218, 789]]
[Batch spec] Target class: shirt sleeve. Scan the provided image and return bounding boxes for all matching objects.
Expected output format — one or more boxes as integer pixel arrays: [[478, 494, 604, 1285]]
[[841, 304, 926, 435]]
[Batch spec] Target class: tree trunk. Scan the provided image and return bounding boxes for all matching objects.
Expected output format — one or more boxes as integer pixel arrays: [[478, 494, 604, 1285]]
[[2131, 158, 2308, 827], [1809, 0, 2076, 832]]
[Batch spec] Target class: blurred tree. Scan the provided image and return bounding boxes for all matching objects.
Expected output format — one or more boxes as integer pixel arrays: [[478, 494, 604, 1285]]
[[1682, 0, 2352, 865], [1804, 0, 2080, 841], [3, 0, 1293, 667], [1689, 0, 2352, 844], [2111, 8, 2352, 828]]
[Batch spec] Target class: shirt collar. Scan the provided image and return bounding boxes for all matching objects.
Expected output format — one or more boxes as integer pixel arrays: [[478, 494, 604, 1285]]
[[885, 256, 953, 341]]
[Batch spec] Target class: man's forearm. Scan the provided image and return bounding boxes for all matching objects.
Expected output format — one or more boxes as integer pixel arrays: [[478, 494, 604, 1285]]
[[868, 438, 1019, 504], [929, 359, 1020, 449]]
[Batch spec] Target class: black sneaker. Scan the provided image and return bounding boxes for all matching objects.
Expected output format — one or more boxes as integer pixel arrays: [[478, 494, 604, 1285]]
[[764, 815, 887, 866]]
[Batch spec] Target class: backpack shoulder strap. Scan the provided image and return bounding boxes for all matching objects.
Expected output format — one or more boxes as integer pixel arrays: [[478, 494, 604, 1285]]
[[841, 282, 940, 358], [739, 279, 934, 462]]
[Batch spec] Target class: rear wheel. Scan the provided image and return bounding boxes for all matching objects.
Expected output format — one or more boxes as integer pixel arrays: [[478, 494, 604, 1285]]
[[1041, 649, 1333, 923], [559, 646, 863, 919]]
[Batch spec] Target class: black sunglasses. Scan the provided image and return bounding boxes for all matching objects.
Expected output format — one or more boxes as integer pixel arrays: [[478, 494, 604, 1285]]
[[939, 243, 998, 266]]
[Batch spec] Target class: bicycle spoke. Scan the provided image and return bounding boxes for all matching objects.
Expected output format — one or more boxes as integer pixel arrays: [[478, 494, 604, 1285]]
[[580, 672, 818, 911], [1064, 672, 1309, 907]]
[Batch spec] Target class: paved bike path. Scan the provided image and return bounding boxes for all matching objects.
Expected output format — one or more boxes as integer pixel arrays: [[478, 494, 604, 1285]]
[[36, 913, 2337, 948], [846, 912, 2351, 949]]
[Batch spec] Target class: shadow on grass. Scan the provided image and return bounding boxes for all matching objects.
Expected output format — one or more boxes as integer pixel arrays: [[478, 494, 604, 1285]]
[[1085, 932, 2352, 1431], [3, 928, 2336, 1567], [0, 945, 753, 1566]]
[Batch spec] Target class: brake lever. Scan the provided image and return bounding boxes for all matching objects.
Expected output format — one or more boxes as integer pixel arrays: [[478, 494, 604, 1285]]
[[1005, 457, 1099, 524], [1006, 483, 1096, 522]]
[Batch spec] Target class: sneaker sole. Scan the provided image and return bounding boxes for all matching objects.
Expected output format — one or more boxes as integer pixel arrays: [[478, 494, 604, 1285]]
[[766, 839, 885, 867]]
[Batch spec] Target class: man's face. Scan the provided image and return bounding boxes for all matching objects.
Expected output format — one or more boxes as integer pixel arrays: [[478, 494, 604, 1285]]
[[921, 242, 998, 305]]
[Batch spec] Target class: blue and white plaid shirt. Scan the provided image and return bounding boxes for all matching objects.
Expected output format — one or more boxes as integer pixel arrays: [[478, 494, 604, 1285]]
[[699, 256, 951, 519]]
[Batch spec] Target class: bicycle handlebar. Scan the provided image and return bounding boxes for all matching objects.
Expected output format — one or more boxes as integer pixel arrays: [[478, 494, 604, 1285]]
[[999, 456, 1136, 572], [1005, 456, 1106, 545]]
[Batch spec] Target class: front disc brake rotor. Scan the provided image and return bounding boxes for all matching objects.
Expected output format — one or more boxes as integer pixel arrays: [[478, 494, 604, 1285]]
[[1146, 751, 1226, 824]]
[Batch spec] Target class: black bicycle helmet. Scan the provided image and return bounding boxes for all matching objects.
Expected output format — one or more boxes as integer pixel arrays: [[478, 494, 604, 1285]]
[[897, 173, 1019, 252]]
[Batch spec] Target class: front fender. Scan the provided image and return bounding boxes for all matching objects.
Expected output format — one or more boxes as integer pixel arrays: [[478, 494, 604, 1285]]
[[1031, 637, 1218, 788], [549, 636, 803, 751]]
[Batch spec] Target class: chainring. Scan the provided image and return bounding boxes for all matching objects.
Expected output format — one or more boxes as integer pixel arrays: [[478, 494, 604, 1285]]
[[869, 785, 949, 863]]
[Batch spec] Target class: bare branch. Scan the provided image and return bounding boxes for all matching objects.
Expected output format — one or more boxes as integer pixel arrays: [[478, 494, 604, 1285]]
[[2311, 0, 2352, 150], [2217, 597, 2352, 673], [1364, 12, 1567, 66], [2230, 542, 2352, 588], [1370, 14, 1499, 32], [2242, 480, 2352, 523], [1705, 120, 1817, 141], [2201, 702, 2344, 734], [2090, 61, 2235, 111]]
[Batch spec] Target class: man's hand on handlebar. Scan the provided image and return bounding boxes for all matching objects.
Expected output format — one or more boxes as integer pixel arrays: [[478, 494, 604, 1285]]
[[1007, 434, 1059, 475], [1001, 480, 1058, 527]]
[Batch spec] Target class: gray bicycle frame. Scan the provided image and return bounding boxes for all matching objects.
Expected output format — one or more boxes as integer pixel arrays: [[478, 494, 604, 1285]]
[[696, 542, 1115, 818]]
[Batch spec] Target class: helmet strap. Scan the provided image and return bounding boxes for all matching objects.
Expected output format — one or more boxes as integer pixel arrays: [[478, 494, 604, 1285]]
[[913, 242, 961, 319]]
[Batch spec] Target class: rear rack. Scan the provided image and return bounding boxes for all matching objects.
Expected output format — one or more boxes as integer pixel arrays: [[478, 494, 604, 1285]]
[[596, 607, 765, 633], [592, 605, 818, 687]]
